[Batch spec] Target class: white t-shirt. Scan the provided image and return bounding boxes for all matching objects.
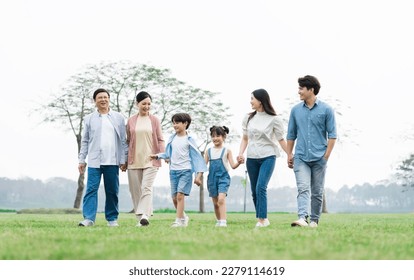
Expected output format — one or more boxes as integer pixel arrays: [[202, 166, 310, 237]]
[[100, 114, 117, 165], [170, 135, 192, 170]]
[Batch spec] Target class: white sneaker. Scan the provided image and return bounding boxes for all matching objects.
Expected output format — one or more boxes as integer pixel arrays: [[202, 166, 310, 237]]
[[291, 218, 308, 227], [107, 220, 119, 227], [78, 219, 94, 227], [255, 219, 270, 228], [184, 215, 190, 226], [140, 214, 149, 226], [171, 220, 186, 227], [309, 221, 318, 228]]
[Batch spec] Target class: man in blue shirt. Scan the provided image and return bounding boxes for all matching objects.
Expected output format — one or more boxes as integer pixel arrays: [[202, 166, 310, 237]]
[[287, 75, 337, 228], [78, 88, 128, 227]]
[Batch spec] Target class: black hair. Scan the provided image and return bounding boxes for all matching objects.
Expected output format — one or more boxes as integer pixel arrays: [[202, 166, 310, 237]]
[[136, 91, 152, 103], [247, 88, 277, 123], [93, 88, 110, 101], [171, 113, 192, 129], [209, 125, 230, 137], [298, 75, 321, 95]]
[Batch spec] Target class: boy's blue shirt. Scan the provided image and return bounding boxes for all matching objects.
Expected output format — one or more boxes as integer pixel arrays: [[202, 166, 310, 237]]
[[157, 133, 208, 173]]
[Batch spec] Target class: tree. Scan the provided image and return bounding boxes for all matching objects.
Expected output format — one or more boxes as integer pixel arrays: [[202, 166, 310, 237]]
[[394, 153, 414, 190], [35, 70, 99, 208], [36, 61, 233, 211]]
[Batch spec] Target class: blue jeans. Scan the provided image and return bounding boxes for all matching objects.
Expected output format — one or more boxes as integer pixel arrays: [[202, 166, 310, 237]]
[[246, 156, 276, 219], [82, 165, 119, 222], [293, 157, 327, 222]]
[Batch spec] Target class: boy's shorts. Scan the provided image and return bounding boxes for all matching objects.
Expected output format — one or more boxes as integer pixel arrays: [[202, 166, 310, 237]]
[[170, 169, 193, 197]]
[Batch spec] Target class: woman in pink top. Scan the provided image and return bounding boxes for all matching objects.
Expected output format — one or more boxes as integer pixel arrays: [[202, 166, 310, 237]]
[[126, 91, 165, 227]]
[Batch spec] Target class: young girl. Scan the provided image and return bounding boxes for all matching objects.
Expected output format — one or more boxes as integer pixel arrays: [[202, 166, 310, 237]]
[[205, 126, 241, 227]]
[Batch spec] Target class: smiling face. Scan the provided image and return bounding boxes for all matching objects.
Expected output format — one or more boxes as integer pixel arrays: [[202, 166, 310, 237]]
[[172, 121, 187, 135], [94, 91, 110, 113], [250, 93, 263, 112], [211, 132, 225, 148], [137, 97, 152, 116], [298, 86, 315, 102]]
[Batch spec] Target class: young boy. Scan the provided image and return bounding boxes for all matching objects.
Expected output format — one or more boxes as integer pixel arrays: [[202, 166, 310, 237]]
[[151, 113, 207, 227]]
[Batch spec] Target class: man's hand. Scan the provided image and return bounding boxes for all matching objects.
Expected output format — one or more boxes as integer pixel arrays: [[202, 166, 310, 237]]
[[287, 154, 294, 169], [78, 163, 86, 174]]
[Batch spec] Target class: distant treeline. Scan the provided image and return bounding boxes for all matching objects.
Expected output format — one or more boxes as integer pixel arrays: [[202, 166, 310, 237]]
[[0, 177, 413, 213]]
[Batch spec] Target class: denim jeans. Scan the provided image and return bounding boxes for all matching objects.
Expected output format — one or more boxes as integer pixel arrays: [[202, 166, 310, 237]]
[[82, 165, 119, 222], [246, 156, 276, 219], [293, 157, 327, 222], [169, 169, 193, 197]]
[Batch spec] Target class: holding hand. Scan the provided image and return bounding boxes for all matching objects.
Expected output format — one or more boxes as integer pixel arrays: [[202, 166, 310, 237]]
[[287, 154, 294, 169], [149, 154, 158, 160], [194, 172, 203, 186], [119, 163, 127, 172]]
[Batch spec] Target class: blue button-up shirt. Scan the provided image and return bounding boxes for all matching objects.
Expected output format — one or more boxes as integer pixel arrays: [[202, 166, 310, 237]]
[[287, 99, 337, 162], [78, 110, 128, 168]]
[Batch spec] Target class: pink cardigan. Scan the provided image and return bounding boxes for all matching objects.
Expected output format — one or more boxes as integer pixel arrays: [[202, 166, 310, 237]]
[[126, 114, 165, 167]]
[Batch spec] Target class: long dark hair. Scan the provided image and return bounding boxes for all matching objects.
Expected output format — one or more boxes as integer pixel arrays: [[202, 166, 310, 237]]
[[247, 89, 277, 123]]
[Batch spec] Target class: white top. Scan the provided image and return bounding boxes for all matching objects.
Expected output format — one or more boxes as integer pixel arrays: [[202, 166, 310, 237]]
[[209, 147, 230, 172], [100, 114, 117, 165], [170, 135, 192, 170], [242, 111, 285, 158]]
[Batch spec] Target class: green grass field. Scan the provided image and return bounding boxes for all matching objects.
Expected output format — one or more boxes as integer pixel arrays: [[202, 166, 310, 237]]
[[0, 212, 413, 260]]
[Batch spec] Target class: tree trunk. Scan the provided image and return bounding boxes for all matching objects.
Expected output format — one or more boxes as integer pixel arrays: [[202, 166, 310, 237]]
[[73, 172, 85, 209], [322, 192, 328, 213], [199, 174, 205, 213], [73, 134, 84, 209]]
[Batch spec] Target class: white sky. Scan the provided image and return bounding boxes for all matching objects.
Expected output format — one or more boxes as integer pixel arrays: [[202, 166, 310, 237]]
[[1, 0, 413, 191]]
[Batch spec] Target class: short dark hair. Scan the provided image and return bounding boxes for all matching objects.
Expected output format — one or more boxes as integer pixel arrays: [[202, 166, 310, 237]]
[[209, 125, 230, 137], [171, 113, 192, 129], [93, 88, 110, 100], [298, 75, 321, 95]]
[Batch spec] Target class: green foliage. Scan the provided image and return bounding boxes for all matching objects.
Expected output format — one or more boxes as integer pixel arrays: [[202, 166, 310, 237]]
[[36, 61, 233, 152], [1, 213, 413, 260], [0, 209, 15, 213]]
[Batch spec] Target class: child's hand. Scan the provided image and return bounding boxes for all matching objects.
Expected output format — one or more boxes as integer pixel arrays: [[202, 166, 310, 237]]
[[237, 155, 245, 164], [149, 154, 158, 160], [194, 177, 202, 186]]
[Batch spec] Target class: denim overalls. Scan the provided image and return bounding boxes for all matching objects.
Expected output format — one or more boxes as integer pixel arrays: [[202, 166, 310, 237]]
[[207, 148, 231, 197]]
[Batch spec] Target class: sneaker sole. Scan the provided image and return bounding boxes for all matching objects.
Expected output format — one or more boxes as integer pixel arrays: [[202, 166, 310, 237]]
[[140, 218, 149, 226], [291, 222, 308, 227]]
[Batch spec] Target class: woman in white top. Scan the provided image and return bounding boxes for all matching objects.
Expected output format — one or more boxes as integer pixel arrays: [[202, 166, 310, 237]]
[[237, 89, 288, 227]]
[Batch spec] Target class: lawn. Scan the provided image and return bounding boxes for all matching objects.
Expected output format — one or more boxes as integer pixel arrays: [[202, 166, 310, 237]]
[[0, 212, 413, 260]]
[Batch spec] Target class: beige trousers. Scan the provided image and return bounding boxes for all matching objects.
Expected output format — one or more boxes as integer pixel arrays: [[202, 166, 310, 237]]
[[127, 167, 158, 217]]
